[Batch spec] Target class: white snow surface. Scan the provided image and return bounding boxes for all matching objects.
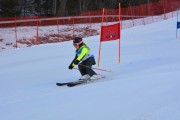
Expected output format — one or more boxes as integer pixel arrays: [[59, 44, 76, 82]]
[[0, 17, 180, 120]]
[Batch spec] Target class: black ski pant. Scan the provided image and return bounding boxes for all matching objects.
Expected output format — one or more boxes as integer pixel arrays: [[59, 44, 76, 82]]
[[78, 57, 96, 77]]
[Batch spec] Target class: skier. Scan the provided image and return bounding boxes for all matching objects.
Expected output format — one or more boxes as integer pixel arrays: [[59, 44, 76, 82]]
[[68, 37, 102, 81]]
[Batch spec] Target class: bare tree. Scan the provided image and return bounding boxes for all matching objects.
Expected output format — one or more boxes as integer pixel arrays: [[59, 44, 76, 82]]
[[1, 0, 162, 17], [52, 0, 57, 15], [57, 0, 68, 16]]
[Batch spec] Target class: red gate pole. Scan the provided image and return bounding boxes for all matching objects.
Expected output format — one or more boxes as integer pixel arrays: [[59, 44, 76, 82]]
[[98, 8, 105, 67], [118, 2, 121, 64]]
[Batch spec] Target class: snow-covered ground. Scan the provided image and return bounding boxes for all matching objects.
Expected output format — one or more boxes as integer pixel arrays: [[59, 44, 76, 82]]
[[0, 15, 180, 120], [0, 12, 174, 52]]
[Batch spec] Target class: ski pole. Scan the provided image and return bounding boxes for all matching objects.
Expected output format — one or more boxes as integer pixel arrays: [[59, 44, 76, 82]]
[[78, 64, 112, 73], [73, 67, 112, 73]]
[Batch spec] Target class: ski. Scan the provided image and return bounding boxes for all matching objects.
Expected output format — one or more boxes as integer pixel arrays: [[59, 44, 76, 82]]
[[56, 82, 70, 86], [67, 81, 85, 87], [56, 80, 87, 87], [56, 76, 106, 87]]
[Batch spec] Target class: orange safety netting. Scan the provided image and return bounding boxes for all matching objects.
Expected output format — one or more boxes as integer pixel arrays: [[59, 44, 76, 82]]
[[0, 0, 179, 28]]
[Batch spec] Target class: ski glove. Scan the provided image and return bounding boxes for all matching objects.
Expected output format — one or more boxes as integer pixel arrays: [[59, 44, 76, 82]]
[[74, 60, 80, 65], [68, 64, 74, 69]]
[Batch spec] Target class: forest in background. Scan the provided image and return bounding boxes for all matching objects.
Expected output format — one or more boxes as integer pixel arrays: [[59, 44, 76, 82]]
[[0, 0, 161, 17]]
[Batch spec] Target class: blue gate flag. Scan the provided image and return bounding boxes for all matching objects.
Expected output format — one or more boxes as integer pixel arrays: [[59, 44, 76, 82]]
[[177, 22, 180, 29]]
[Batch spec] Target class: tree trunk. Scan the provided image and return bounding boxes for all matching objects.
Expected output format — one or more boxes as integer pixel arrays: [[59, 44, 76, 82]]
[[78, 0, 82, 13], [57, 0, 68, 16], [53, 0, 57, 16]]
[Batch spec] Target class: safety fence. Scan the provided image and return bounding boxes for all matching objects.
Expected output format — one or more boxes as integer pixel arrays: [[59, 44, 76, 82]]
[[0, 0, 180, 27], [0, 0, 180, 48]]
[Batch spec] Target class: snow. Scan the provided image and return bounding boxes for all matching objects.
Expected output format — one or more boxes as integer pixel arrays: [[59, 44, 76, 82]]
[[0, 12, 174, 52], [0, 16, 180, 120]]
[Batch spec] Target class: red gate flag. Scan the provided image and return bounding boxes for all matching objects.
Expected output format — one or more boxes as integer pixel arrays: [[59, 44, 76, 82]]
[[98, 3, 121, 67], [100, 23, 120, 42]]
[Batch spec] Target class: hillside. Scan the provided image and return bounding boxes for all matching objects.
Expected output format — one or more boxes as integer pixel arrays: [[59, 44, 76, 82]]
[[0, 17, 180, 120]]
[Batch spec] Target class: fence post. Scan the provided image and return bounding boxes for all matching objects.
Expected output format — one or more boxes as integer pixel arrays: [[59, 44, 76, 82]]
[[36, 16, 39, 45], [162, 0, 166, 20], [130, 6, 134, 26], [170, 0, 174, 17], [14, 16, 18, 48], [141, 5, 146, 25], [72, 17, 74, 37], [57, 16, 59, 40]]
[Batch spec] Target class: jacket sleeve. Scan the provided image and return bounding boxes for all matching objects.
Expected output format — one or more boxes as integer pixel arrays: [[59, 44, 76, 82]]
[[70, 54, 78, 67]]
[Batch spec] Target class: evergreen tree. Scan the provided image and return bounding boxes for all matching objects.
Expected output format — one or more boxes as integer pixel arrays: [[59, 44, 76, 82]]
[[0, 0, 163, 17], [0, 0, 20, 17], [41, 0, 53, 16]]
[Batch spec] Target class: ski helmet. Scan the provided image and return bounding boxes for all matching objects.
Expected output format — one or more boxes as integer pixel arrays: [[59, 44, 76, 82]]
[[73, 37, 83, 44]]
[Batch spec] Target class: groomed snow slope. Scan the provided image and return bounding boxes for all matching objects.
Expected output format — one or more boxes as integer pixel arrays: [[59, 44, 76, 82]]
[[0, 17, 180, 120]]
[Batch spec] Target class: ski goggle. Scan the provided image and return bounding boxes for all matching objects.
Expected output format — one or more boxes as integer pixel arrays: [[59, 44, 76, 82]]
[[73, 41, 83, 46]]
